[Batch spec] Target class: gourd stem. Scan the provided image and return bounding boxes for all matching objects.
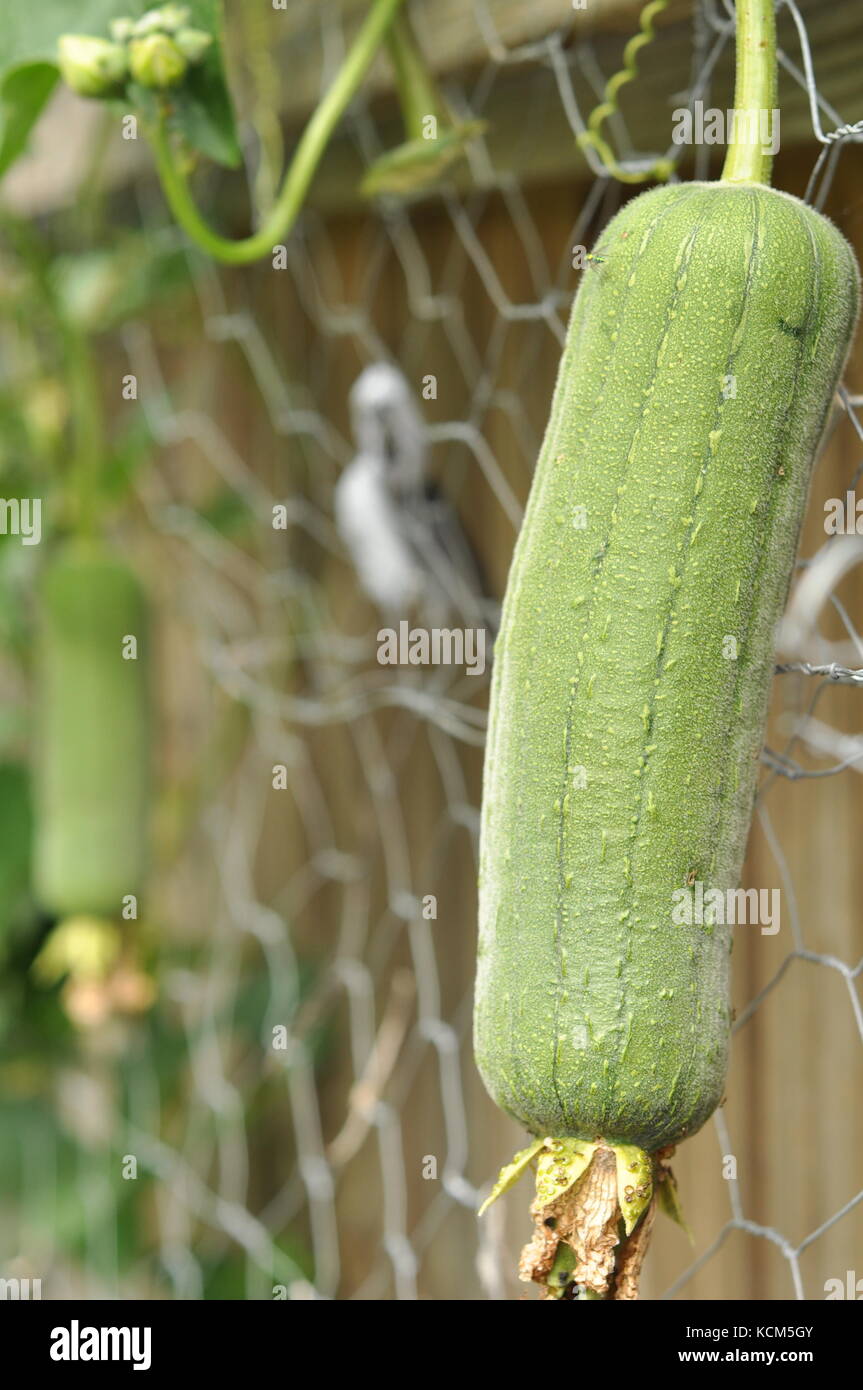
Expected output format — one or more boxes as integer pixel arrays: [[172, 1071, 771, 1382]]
[[146, 0, 406, 265], [721, 0, 777, 186]]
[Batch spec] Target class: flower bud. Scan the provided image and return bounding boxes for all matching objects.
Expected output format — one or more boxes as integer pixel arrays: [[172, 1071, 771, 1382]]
[[173, 27, 213, 65], [129, 33, 188, 89], [57, 35, 128, 98], [158, 4, 191, 30], [109, 18, 136, 43], [135, 5, 190, 35]]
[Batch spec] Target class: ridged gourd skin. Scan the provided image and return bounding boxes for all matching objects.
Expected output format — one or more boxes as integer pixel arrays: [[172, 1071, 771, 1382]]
[[34, 541, 149, 919], [475, 181, 859, 1152]]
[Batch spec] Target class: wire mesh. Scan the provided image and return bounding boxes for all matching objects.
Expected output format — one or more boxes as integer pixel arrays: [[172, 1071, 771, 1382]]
[[2, 0, 862, 1301]]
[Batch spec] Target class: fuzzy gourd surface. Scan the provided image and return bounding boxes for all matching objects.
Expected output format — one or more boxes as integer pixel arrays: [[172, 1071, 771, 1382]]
[[34, 542, 149, 920], [475, 182, 859, 1152]]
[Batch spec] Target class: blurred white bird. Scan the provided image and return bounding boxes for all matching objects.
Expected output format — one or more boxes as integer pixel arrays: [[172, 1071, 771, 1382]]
[[334, 363, 498, 633]]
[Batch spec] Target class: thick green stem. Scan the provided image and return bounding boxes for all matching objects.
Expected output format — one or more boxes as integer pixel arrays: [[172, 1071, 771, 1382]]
[[721, 0, 777, 186], [146, 0, 406, 265]]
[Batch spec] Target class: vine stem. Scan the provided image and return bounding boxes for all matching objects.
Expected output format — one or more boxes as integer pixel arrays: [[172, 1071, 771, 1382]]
[[147, 0, 407, 265], [721, 0, 778, 186], [64, 322, 105, 537], [0, 213, 106, 535], [385, 12, 443, 141]]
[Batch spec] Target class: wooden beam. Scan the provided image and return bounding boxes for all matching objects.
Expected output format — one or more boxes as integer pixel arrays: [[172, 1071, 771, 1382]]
[[283, 0, 863, 212], [3, 0, 860, 217]]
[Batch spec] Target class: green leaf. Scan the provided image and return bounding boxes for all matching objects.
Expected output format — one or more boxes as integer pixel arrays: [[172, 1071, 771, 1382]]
[[535, 1138, 596, 1207], [360, 120, 487, 199], [0, 63, 59, 179], [50, 233, 190, 333], [166, 0, 239, 168], [478, 1137, 544, 1215], [169, 50, 239, 167], [656, 1168, 694, 1242], [199, 489, 254, 536], [614, 1143, 653, 1235], [0, 2, 136, 176], [0, 762, 33, 943]]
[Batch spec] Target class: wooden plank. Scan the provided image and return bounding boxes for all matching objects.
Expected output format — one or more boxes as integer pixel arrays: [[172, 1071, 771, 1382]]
[[244, 0, 863, 213], [269, 0, 692, 120], [5, 0, 862, 217]]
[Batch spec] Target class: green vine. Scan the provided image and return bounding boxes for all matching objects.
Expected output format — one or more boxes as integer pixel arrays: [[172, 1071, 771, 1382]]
[[145, 0, 407, 262], [57, 0, 407, 265], [385, 12, 440, 142]]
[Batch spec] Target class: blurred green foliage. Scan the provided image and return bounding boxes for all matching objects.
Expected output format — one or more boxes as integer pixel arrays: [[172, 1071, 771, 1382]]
[[0, 1, 238, 181], [0, 133, 320, 1293]]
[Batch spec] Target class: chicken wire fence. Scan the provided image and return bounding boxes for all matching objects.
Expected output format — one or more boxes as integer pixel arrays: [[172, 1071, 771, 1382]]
[[3, 0, 863, 1301]]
